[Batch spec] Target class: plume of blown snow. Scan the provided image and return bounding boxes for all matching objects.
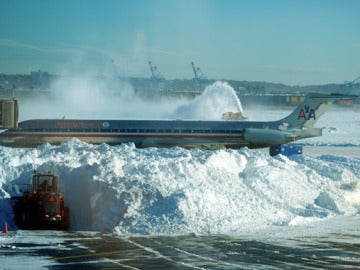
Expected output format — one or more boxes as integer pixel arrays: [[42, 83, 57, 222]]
[[173, 81, 244, 120]]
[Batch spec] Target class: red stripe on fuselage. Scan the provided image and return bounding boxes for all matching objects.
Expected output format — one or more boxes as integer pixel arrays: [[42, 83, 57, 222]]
[[0, 132, 244, 140]]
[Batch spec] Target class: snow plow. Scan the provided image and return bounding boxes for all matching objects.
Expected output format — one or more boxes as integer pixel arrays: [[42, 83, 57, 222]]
[[12, 171, 70, 230]]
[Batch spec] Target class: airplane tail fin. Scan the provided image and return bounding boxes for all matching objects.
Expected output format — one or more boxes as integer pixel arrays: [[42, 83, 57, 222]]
[[278, 93, 355, 129]]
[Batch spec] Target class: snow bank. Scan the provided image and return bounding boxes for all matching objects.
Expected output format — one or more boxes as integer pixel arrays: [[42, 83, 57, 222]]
[[0, 140, 358, 236]]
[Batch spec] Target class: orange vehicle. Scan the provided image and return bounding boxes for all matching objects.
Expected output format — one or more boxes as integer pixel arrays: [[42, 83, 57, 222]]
[[13, 171, 70, 230]]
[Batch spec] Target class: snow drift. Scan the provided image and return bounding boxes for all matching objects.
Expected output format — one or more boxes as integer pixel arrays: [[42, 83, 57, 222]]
[[0, 140, 359, 235]]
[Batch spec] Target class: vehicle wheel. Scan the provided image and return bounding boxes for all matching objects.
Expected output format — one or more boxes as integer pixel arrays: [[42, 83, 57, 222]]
[[21, 209, 27, 228], [13, 203, 23, 228], [61, 207, 70, 230], [20, 205, 31, 229]]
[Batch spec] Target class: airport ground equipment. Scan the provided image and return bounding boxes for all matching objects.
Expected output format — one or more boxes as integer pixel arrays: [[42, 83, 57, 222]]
[[12, 171, 70, 230]]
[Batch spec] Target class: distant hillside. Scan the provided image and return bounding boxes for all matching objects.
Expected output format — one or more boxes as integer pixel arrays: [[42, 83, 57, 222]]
[[1, 72, 359, 96]]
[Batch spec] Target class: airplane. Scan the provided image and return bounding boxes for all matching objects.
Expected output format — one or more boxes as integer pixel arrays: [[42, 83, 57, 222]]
[[0, 93, 355, 153]]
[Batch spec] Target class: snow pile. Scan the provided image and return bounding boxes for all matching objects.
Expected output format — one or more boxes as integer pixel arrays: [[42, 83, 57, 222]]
[[0, 140, 358, 235]]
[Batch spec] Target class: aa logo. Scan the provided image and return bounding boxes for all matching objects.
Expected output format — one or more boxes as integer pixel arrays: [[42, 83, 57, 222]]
[[297, 105, 316, 120]]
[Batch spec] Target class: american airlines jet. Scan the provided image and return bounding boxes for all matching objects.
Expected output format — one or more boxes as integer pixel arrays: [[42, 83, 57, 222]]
[[0, 94, 354, 152]]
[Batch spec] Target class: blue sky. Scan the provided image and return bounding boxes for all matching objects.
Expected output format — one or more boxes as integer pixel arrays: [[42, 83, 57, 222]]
[[0, 0, 359, 85]]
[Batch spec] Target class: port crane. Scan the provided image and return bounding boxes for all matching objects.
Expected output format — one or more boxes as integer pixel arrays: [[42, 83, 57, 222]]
[[191, 61, 207, 91], [344, 75, 360, 87], [111, 59, 129, 81], [191, 61, 206, 80], [343, 75, 360, 96], [148, 61, 165, 81]]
